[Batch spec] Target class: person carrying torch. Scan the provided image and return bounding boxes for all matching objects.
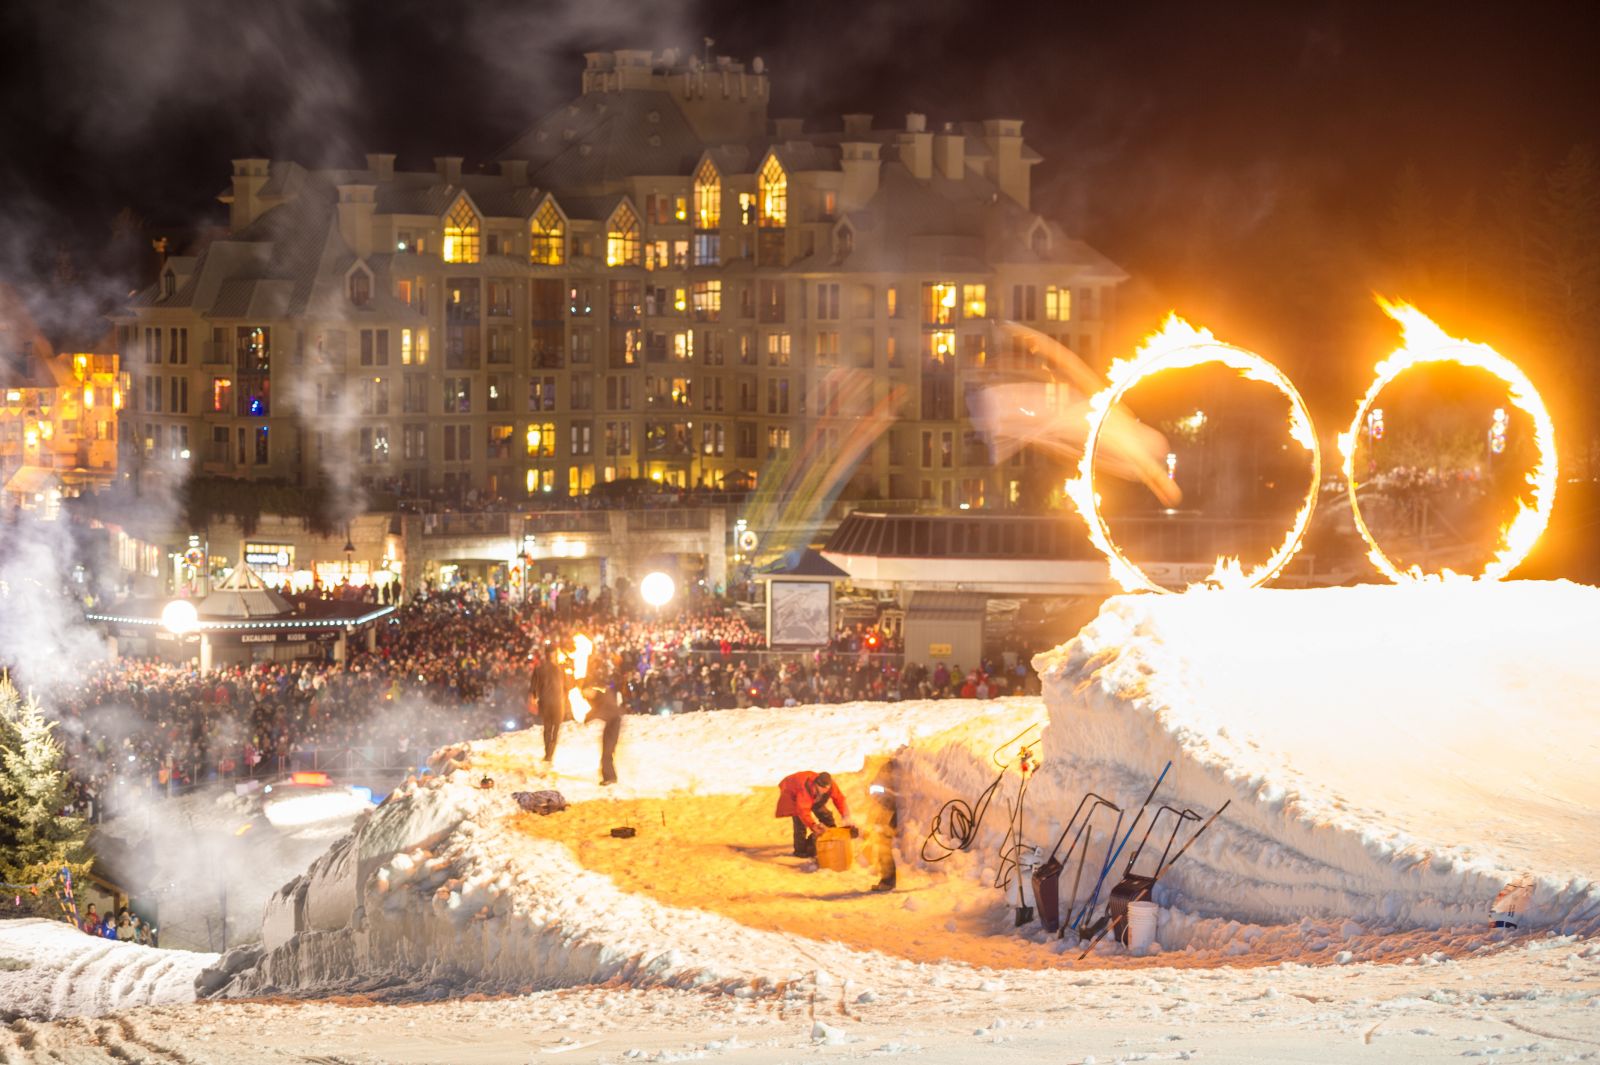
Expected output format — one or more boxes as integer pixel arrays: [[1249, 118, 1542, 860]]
[[568, 634, 624, 786]]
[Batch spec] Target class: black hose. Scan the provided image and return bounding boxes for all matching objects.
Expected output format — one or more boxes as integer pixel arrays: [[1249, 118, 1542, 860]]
[[920, 721, 1040, 864]]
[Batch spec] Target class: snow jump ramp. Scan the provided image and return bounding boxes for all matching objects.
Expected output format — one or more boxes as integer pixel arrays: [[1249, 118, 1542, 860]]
[[204, 581, 1600, 999]]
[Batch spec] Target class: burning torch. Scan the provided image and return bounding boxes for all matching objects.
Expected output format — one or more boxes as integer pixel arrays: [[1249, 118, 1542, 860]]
[[568, 633, 593, 723]]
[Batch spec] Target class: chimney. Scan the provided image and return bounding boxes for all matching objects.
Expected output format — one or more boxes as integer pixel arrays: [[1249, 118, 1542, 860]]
[[838, 142, 882, 212], [227, 158, 271, 231], [336, 185, 377, 259], [613, 49, 654, 90], [934, 131, 965, 181], [500, 159, 529, 184], [897, 127, 932, 181], [434, 155, 463, 186], [773, 117, 804, 140], [904, 112, 926, 133], [365, 153, 395, 182], [983, 118, 1031, 209], [842, 113, 873, 136]]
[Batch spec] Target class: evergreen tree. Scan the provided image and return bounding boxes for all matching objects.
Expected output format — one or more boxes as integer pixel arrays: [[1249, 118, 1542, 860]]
[[0, 678, 90, 887]]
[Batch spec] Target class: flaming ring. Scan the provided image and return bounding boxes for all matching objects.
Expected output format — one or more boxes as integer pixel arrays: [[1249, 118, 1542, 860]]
[[1340, 340, 1557, 583], [1072, 339, 1321, 593]]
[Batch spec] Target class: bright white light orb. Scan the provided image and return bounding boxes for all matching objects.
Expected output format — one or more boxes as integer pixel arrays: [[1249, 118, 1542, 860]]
[[640, 571, 676, 609], [161, 599, 199, 635]]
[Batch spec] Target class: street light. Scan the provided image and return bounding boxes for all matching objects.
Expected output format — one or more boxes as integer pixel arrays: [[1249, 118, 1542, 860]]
[[161, 599, 199, 635], [640, 571, 675, 611]]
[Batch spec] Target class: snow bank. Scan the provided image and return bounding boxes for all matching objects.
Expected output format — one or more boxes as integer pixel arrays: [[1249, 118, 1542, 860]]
[[0, 918, 215, 1019], [1030, 580, 1600, 935], [201, 582, 1600, 1001], [207, 700, 1023, 999]]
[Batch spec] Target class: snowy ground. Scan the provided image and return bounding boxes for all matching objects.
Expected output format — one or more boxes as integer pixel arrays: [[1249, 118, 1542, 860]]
[[4, 581, 1599, 1062]]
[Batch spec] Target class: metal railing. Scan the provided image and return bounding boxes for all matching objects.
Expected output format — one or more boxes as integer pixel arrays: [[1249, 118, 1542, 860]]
[[420, 512, 511, 536]]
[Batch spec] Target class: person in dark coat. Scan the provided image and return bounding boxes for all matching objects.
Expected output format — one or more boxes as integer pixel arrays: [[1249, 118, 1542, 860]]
[[580, 654, 625, 786], [531, 641, 567, 764], [774, 770, 852, 858]]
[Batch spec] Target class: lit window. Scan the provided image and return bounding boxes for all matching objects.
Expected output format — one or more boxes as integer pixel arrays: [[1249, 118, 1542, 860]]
[[526, 422, 555, 458], [691, 280, 721, 322], [963, 284, 987, 319], [530, 201, 565, 266], [443, 198, 480, 263], [401, 328, 413, 365], [758, 156, 787, 227], [1045, 285, 1072, 321], [606, 203, 641, 267], [923, 282, 958, 325], [694, 159, 721, 229]]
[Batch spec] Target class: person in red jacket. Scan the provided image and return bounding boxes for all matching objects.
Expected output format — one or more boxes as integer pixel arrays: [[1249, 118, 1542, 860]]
[[775, 770, 852, 858]]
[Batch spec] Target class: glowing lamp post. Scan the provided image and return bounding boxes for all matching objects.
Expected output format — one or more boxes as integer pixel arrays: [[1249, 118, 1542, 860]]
[[161, 599, 199, 635], [640, 571, 676, 612], [162, 598, 207, 670]]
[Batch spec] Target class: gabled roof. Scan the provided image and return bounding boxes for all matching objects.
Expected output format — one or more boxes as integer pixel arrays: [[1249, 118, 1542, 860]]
[[199, 565, 293, 619], [761, 548, 849, 580]]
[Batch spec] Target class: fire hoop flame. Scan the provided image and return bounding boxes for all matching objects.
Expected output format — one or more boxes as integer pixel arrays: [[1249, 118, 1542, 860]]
[[1066, 315, 1321, 593], [1338, 300, 1557, 583]]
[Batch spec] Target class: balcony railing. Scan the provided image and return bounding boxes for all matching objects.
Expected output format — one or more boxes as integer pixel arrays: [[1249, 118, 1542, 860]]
[[419, 512, 511, 536]]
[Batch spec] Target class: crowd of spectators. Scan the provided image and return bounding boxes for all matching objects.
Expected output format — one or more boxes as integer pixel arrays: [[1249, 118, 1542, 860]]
[[42, 583, 1037, 821]]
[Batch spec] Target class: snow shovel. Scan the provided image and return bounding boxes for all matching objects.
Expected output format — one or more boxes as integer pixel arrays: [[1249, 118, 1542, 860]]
[[1033, 791, 1122, 935]]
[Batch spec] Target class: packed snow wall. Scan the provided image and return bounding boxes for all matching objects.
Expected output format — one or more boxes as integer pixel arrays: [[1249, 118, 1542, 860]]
[[200, 582, 1600, 1000], [205, 701, 1027, 998], [1018, 580, 1600, 935]]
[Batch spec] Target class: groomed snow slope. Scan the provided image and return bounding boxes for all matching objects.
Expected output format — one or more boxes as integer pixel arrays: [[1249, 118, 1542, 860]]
[[196, 581, 1599, 1002], [1031, 579, 1600, 935]]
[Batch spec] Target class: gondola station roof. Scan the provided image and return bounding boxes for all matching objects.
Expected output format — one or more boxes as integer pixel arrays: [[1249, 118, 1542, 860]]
[[85, 565, 394, 645]]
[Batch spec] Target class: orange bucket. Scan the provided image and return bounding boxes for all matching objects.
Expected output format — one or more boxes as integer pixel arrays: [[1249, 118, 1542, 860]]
[[815, 826, 854, 871]]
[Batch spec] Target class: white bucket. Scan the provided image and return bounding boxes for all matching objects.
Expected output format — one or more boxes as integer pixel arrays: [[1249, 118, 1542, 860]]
[[1126, 901, 1159, 952]]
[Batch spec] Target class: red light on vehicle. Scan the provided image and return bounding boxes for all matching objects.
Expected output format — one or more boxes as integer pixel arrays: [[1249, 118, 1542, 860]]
[[290, 771, 331, 786]]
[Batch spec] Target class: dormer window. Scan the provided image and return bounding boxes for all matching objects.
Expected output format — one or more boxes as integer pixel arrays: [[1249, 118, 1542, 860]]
[[833, 222, 854, 263], [443, 197, 481, 264], [530, 201, 565, 266], [757, 156, 787, 266], [606, 203, 641, 267], [161, 271, 176, 299], [1030, 221, 1051, 258], [758, 155, 787, 228], [349, 270, 371, 307]]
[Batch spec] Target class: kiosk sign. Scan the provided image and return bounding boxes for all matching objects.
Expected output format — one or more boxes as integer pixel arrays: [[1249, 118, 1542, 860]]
[[244, 543, 294, 569]]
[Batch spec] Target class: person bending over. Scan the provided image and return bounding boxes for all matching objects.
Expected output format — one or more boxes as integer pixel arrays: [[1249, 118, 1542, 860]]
[[775, 770, 853, 858]]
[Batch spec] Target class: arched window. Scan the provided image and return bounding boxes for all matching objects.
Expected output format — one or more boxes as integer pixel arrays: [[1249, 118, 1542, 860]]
[[1030, 222, 1050, 258], [530, 201, 565, 266], [757, 156, 787, 228], [349, 270, 371, 306], [443, 198, 480, 264], [606, 203, 640, 267], [694, 159, 721, 229]]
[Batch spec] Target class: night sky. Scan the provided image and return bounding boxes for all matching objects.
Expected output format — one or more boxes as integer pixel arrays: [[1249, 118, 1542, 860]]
[[0, 0, 1596, 390]]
